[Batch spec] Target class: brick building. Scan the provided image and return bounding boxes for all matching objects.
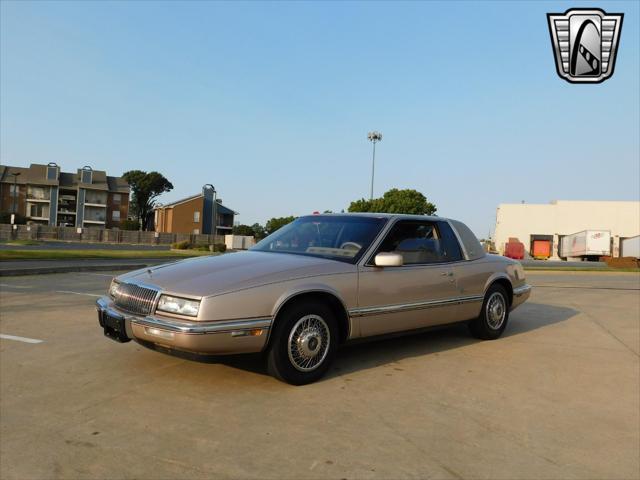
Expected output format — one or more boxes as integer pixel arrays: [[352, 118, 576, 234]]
[[0, 163, 129, 228], [154, 186, 236, 236]]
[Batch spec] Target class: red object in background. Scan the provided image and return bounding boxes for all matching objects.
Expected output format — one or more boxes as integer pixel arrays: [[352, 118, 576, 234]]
[[312, 211, 320, 215], [532, 240, 551, 259], [505, 241, 525, 260]]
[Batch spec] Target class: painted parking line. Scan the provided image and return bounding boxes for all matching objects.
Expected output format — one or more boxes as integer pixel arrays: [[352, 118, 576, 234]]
[[1, 284, 102, 297], [55, 290, 102, 298], [0, 334, 43, 344]]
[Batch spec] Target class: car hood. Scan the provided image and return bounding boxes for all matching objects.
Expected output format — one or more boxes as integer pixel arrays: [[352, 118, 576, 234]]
[[118, 251, 355, 297]]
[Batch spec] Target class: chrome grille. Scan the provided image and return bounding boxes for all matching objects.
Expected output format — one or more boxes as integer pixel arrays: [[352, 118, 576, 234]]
[[113, 283, 158, 315]]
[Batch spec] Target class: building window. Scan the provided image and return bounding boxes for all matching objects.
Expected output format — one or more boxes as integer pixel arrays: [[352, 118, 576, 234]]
[[81, 167, 92, 184], [194, 211, 200, 223], [112, 193, 121, 205], [85, 190, 107, 205], [84, 206, 106, 222], [29, 203, 49, 219], [27, 186, 50, 200], [193, 228, 200, 235], [9, 184, 19, 195], [47, 164, 59, 180], [112, 210, 121, 221]]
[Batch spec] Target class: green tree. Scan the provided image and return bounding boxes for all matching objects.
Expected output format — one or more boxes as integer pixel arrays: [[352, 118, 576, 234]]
[[265, 216, 296, 235], [122, 170, 173, 231], [232, 224, 255, 236], [251, 223, 266, 239], [232, 223, 267, 239], [348, 188, 436, 216]]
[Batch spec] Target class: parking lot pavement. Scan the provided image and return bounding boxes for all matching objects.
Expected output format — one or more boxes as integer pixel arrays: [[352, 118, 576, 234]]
[[1, 271, 638, 480]]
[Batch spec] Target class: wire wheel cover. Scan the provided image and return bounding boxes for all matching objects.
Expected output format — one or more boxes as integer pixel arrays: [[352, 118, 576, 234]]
[[287, 314, 330, 372], [486, 292, 506, 330]]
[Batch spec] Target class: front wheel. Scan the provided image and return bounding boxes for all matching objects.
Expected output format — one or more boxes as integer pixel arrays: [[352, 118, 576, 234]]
[[267, 301, 338, 385], [469, 284, 510, 340]]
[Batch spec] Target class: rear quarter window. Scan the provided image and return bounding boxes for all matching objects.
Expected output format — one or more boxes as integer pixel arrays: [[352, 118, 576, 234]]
[[449, 220, 485, 261]]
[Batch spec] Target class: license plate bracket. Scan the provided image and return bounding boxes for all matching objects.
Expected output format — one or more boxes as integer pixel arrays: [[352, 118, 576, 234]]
[[100, 311, 131, 343]]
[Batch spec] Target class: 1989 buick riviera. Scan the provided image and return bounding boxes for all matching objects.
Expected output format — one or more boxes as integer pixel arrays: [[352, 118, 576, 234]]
[[97, 214, 531, 384]]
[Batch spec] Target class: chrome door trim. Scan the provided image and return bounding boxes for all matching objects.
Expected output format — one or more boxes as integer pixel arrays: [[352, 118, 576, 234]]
[[349, 294, 484, 318]]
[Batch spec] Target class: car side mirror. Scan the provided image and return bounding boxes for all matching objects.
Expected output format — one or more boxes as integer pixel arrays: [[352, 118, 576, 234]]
[[374, 252, 403, 267]]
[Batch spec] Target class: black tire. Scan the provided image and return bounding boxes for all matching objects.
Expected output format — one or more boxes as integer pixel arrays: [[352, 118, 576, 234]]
[[469, 284, 510, 340], [267, 301, 338, 385]]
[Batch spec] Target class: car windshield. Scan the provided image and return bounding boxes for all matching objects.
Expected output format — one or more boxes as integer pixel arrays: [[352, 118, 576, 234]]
[[251, 215, 387, 263]]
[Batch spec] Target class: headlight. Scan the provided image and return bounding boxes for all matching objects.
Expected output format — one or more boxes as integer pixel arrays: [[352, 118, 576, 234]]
[[109, 279, 120, 298], [156, 295, 200, 317]]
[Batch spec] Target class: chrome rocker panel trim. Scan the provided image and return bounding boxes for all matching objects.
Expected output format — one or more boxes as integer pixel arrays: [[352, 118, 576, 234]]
[[349, 294, 484, 318]]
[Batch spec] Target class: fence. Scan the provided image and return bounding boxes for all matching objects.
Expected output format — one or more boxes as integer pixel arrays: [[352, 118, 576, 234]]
[[0, 224, 225, 246]]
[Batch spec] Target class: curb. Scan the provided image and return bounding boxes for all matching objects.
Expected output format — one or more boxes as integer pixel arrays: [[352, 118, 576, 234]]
[[0, 263, 152, 277]]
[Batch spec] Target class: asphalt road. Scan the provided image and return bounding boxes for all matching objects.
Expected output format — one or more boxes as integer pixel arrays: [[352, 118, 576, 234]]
[[1, 271, 638, 479]]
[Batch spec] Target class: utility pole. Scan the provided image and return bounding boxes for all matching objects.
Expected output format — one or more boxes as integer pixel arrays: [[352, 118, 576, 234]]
[[367, 131, 382, 200]]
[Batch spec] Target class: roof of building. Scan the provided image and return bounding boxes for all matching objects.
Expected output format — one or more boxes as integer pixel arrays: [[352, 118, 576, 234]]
[[0, 163, 129, 193], [155, 193, 237, 215], [0, 165, 30, 184]]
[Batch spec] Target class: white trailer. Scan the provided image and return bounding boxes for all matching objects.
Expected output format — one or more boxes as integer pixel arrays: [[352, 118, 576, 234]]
[[620, 235, 640, 259], [560, 230, 611, 260]]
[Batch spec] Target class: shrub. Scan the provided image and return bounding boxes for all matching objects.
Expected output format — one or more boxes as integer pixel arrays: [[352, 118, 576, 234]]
[[120, 219, 140, 231], [171, 240, 191, 250], [211, 243, 227, 252]]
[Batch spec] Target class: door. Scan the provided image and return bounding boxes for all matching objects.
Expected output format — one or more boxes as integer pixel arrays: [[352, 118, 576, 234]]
[[356, 220, 464, 337]]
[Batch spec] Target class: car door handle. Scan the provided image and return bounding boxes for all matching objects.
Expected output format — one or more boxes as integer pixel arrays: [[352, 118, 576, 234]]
[[440, 271, 454, 277]]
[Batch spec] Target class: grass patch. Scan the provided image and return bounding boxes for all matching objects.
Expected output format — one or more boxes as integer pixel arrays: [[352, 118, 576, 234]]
[[0, 249, 217, 261], [0, 239, 43, 246]]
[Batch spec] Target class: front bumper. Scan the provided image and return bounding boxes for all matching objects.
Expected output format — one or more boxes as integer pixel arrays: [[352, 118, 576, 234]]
[[511, 284, 532, 310], [96, 296, 271, 355]]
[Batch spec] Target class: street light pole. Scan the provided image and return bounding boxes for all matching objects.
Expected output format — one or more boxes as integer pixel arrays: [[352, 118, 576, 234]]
[[367, 131, 382, 200]]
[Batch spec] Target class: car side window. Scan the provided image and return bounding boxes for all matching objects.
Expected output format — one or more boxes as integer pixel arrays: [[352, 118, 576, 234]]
[[437, 221, 464, 262], [375, 220, 460, 265]]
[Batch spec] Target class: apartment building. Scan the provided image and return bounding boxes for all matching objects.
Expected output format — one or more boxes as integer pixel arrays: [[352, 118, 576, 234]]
[[154, 186, 236, 236], [0, 163, 129, 228]]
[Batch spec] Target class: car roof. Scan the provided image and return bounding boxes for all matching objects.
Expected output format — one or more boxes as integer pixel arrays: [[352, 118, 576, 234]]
[[300, 212, 451, 222]]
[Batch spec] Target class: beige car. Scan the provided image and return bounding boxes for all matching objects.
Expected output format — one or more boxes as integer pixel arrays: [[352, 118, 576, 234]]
[[97, 214, 531, 384]]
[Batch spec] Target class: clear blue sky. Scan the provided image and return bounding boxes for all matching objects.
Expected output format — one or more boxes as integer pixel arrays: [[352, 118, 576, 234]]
[[1, 1, 638, 237]]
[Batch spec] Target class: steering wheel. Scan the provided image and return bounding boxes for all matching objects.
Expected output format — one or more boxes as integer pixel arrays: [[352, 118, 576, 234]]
[[340, 242, 362, 251]]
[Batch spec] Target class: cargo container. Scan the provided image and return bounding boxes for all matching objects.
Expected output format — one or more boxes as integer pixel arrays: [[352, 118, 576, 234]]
[[620, 235, 640, 259], [560, 230, 611, 260], [532, 239, 551, 259], [504, 238, 524, 260]]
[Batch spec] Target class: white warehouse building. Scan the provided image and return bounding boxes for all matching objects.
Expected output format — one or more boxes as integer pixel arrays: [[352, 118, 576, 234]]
[[494, 200, 640, 259]]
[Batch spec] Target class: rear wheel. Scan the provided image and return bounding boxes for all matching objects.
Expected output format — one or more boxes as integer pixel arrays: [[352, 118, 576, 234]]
[[267, 301, 337, 385], [469, 284, 509, 340]]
